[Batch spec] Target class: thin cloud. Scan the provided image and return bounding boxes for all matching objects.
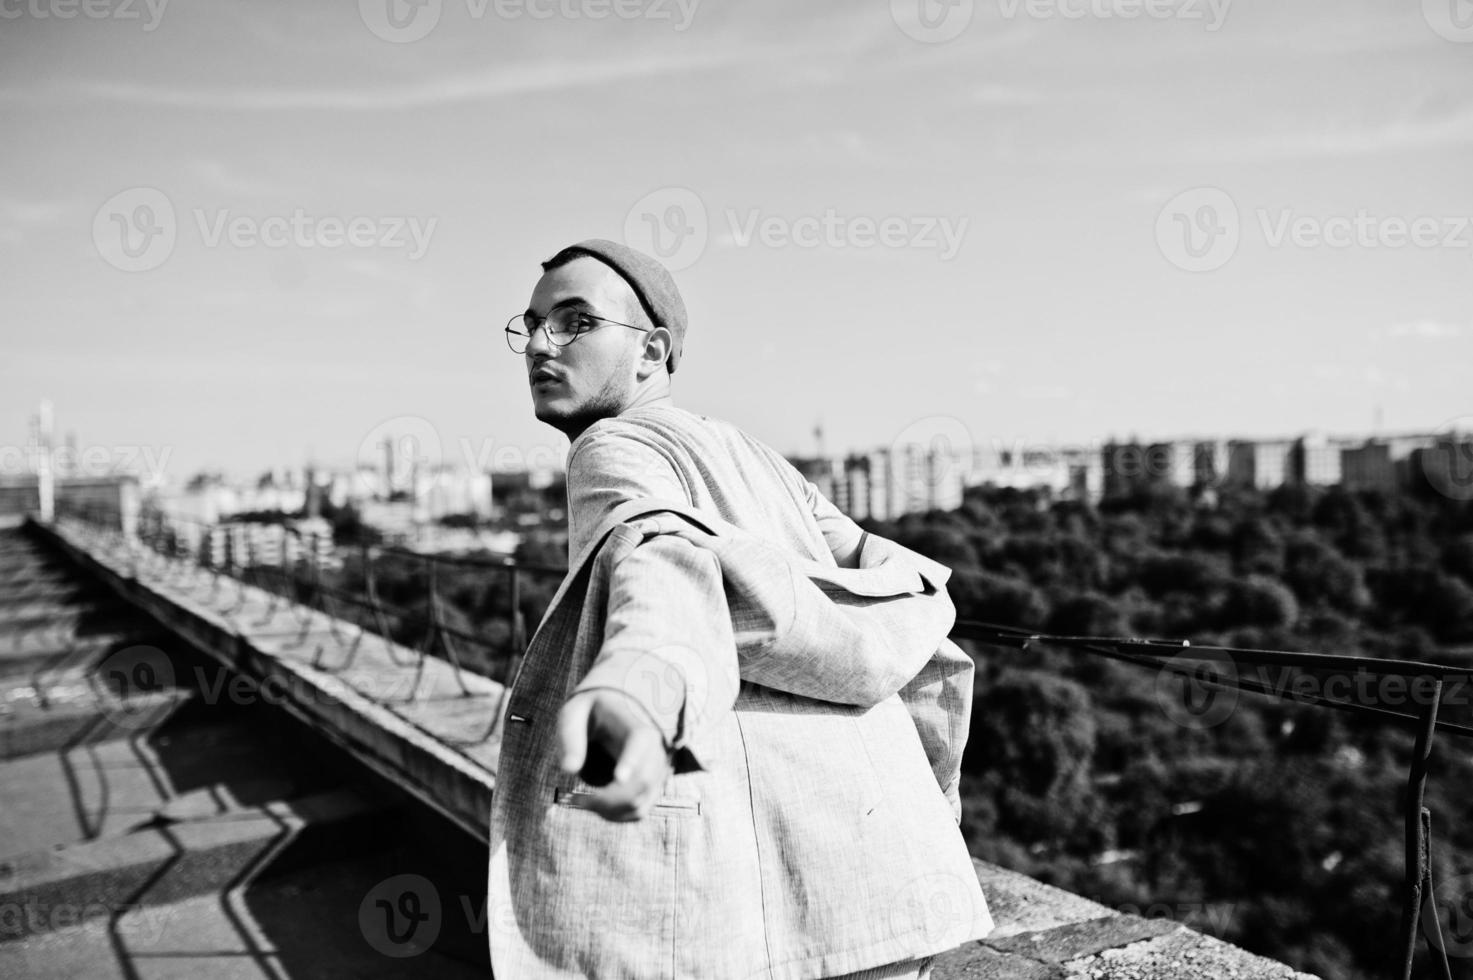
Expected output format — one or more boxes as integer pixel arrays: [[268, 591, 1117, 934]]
[[17, 49, 769, 112], [1385, 320, 1465, 340]]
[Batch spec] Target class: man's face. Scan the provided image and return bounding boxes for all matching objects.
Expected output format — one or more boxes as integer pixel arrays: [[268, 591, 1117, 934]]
[[522, 257, 648, 437]]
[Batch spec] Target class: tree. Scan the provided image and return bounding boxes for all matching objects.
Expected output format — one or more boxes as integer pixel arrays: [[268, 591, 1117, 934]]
[[1218, 575, 1299, 630], [966, 669, 1098, 846]]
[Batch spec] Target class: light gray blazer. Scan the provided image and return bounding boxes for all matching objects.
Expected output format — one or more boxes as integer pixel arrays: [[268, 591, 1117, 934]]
[[487, 407, 992, 979]]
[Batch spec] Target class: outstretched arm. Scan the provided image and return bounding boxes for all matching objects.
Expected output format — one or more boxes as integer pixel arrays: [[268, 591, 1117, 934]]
[[555, 530, 739, 821]]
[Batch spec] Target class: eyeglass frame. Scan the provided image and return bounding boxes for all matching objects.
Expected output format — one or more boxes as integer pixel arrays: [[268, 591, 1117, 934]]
[[505, 304, 654, 354]]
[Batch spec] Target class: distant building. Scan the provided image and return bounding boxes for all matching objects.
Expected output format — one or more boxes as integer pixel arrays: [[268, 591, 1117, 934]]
[[1101, 441, 1147, 499], [843, 452, 893, 521], [1341, 441, 1395, 491], [1193, 440, 1229, 488], [790, 457, 839, 507], [1148, 441, 1196, 489], [1227, 439, 1292, 490], [1289, 433, 1342, 486], [893, 444, 964, 514]]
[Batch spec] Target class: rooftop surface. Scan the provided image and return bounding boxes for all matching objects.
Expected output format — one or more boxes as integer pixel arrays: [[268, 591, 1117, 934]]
[[0, 520, 490, 978], [3, 516, 1318, 979]]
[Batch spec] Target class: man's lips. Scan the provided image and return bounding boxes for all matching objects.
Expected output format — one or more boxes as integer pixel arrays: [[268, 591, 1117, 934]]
[[530, 368, 563, 388]]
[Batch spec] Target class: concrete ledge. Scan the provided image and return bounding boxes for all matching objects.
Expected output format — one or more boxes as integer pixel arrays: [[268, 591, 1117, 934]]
[[35, 518, 504, 843]]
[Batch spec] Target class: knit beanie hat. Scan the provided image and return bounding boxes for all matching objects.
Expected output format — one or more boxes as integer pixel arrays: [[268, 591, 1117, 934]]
[[553, 239, 687, 373]]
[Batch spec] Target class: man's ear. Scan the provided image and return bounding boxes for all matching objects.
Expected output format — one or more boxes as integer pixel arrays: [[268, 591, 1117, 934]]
[[636, 326, 673, 380]]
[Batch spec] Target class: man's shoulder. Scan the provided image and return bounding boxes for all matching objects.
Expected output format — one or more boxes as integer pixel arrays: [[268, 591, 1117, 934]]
[[574, 405, 754, 454]]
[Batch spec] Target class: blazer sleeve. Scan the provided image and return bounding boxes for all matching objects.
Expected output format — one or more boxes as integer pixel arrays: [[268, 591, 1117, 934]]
[[571, 528, 740, 774]]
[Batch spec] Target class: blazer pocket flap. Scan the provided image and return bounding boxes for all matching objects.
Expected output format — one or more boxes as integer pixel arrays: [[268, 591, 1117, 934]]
[[802, 561, 929, 598]]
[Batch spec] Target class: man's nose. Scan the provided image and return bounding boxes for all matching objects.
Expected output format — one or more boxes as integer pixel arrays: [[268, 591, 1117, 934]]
[[525, 321, 556, 358]]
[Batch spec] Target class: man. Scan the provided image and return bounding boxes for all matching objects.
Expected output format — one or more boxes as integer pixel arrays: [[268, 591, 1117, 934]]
[[486, 240, 991, 979]]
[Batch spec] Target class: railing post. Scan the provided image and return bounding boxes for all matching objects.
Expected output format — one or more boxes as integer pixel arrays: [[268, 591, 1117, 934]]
[[1399, 679, 1446, 980]]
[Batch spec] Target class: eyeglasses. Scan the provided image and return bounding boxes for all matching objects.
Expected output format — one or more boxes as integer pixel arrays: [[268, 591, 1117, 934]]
[[505, 307, 649, 354]]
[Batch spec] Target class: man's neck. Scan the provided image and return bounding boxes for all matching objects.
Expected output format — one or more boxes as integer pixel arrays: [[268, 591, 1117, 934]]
[[561, 384, 675, 443], [621, 387, 674, 414]]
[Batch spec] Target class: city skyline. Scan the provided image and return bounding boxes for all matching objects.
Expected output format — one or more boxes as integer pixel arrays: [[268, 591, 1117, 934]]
[[3, 0, 1471, 484]]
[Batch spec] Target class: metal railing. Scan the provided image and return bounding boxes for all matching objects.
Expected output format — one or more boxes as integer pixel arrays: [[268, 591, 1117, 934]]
[[60, 503, 564, 744], [51, 503, 1473, 978], [951, 621, 1473, 980]]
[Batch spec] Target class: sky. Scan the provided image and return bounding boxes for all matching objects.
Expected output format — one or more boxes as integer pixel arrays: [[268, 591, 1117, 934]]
[[2, 0, 1471, 485]]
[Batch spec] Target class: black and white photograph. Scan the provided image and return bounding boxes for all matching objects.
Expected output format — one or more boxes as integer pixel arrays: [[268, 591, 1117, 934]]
[[2, 2, 1473, 978]]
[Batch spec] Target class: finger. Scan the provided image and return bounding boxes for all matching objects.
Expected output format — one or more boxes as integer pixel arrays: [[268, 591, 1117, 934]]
[[555, 693, 594, 775], [613, 723, 651, 784], [588, 736, 667, 821], [616, 725, 668, 787]]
